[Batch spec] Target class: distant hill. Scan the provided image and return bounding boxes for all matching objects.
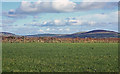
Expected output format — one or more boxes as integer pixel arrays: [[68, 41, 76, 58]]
[[57, 30, 118, 38], [0, 32, 16, 36], [1, 30, 119, 38]]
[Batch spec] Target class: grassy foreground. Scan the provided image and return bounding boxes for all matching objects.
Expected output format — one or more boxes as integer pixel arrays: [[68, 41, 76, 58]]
[[2, 43, 118, 72]]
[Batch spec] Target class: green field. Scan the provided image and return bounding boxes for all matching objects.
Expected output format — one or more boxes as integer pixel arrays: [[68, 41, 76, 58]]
[[2, 43, 118, 72]]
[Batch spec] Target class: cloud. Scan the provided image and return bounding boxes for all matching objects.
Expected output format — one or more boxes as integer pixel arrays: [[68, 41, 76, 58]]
[[38, 29, 46, 33], [3, 0, 118, 18], [24, 10, 118, 27], [75, 2, 118, 11], [24, 18, 94, 27], [3, 9, 26, 18], [54, 19, 66, 25], [59, 28, 63, 31], [65, 28, 70, 31], [36, 28, 71, 34], [20, 1, 38, 13], [68, 19, 83, 25], [16, 0, 76, 14], [52, 0, 76, 12], [46, 28, 50, 31]]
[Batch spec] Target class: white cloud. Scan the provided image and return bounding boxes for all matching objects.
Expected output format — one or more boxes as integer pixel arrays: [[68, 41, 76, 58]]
[[9, 9, 15, 12], [4, 0, 118, 18], [68, 19, 83, 25], [46, 28, 50, 31], [20, 1, 38, 12], [54, 20, 61, 24], [59, 28, 63, 31], [52, 0, 76, 12], [18, 0, 76, 14], [39, 29, 45, 33], [65, 28, 70, 31], [43, 21, 47, 25], [22, 11, 118, 27], [3, 9, 26, 18], [18, 1, 117, 13], [53, 19, 66, 25]]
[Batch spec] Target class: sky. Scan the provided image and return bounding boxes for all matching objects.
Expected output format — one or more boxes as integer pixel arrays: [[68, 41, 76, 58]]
[[1, 0, 119, 35]]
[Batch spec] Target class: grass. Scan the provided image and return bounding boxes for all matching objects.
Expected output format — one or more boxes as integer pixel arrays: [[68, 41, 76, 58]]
[[2, 43, 118, 72]]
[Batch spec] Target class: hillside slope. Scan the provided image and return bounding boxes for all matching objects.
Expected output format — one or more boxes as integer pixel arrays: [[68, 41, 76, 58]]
[[58, 30, 118, 38], [1, 30, 119, 38]]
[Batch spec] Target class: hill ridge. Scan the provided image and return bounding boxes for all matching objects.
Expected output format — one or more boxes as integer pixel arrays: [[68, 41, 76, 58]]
[[1, 30, 119, 38]]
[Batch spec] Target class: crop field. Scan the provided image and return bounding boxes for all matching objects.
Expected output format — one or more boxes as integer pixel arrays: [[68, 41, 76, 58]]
[[2, 43, 118, 72]]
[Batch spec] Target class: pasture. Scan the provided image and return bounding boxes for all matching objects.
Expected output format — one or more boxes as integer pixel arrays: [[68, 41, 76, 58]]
[[2, 43, 118, 72]]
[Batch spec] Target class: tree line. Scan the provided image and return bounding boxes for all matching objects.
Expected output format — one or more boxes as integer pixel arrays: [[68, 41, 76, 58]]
[[1, 36, 120, 43]]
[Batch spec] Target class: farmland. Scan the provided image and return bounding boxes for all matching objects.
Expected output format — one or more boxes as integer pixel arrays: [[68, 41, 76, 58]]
[[2, 43, 118, 72]]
